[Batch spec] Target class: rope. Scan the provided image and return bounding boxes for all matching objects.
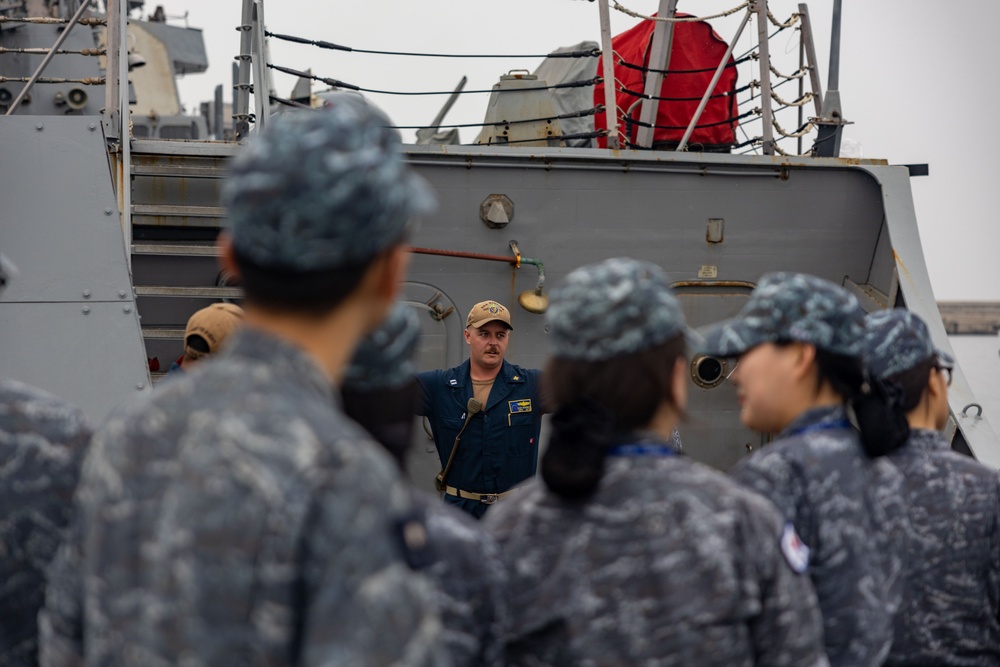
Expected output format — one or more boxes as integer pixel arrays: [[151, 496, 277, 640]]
[[0, 75, 103, 84], [619, 81, 753, 102], [611, 1, 750, 23], [616, 53, 753, 76], [0, 16, 104, 24], [772, 116, 814, 138], [773, 143, 812, 157], [264, 30, 600, 60], [770, 64, 809, 80], [390, 105, 604, 130], [771, 90, 813, 107], [0, 46, 104, 56], [767, 9, 800, 28], [267, 63, 599, 96]]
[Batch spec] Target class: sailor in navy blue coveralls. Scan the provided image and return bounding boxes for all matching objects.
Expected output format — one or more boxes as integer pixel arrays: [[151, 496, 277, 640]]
[[416, 300, 543, 518]]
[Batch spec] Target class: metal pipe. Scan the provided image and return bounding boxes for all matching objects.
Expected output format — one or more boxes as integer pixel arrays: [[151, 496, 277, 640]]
[[408, 244, 545, 285], [233, 0, 254, 140], [597, 0, 620, 149], [677, 9, 751, 152], [754, 0, 775, 155], [827, 0, 842, 92], [797, 3, 823, 115], [635, 0, 679, 149], [118, 0, 131, 270], [408, 246, 518, 264], [5, 0, 94, 115], [251, 0, 269, 132], [103, 0, 121, 137]]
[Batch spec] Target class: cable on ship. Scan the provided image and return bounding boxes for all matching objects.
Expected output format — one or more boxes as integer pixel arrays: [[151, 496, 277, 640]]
[[264, 31, 601, 60], [267, 63, 600, 97], [615, 53, 753, 75]]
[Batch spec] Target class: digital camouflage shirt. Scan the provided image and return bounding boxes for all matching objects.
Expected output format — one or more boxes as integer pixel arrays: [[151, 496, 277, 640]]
[[411, 492, 507, 666], [39, 329, 445, 667], [731, 405, 907, 667], [0, 380, 91, 667], [883, 428, 1000, 667], [486, 451, 828, 667]]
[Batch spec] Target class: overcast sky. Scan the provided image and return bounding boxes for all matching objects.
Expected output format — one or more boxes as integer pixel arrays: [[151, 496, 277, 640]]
[[156, 0, 1000, 301]]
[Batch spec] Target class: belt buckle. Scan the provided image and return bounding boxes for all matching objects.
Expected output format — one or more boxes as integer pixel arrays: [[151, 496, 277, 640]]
[[479, 493, 499, 505]]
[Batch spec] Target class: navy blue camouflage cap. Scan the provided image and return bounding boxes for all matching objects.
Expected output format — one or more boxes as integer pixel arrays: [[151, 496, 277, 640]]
[[699, 272, 866, 358], [546, 257, 698, 361], [864, 308, 954, 381], [223, 94, 436, 271], [343, 302, 421, 391]]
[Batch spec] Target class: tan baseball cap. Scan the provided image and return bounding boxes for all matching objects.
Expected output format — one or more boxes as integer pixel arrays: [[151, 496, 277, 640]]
[[184, 302, 245, 361], [466, 300, 513, 330]]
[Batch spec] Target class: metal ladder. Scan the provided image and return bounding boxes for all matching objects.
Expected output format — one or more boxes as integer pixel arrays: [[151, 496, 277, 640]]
[[128, 138, 240, 381]]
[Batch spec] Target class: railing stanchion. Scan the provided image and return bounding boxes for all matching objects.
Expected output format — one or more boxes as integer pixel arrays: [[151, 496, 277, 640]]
[[597, 0, 620, 150], [677, 8, 750, 152], [635, 0, 678, 149], [6, 0, 94, 115], [233, 0, 254, 140], [754, 0, 775, 155]]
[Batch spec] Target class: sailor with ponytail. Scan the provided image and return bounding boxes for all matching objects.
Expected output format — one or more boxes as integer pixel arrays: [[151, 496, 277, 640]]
[[864, 308, 1000, 667], [486, 258, 827, 667], [700, 271, 907, 667]]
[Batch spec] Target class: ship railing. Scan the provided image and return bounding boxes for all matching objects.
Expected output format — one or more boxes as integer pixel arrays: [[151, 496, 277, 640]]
[[232, 0, 835, 157], [1, 1, 106, 115], [101, 0, 133, 268]]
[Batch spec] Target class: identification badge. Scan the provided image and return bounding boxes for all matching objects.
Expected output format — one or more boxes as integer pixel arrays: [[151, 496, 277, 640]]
[[780, 522, 810, 574], [508, 399, 532, 414]]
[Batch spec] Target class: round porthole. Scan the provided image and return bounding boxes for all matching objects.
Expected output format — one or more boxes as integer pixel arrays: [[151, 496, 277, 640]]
[[691, 354, 728, 389]]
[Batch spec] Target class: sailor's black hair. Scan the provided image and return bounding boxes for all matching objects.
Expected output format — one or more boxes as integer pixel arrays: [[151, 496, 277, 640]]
[[540, 334, 686, 501], [814, 347, 910, 457]]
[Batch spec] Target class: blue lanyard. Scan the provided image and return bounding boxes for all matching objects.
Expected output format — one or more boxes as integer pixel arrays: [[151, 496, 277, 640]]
[[608, 443, 677, 458], [786, 418, 852, 438]]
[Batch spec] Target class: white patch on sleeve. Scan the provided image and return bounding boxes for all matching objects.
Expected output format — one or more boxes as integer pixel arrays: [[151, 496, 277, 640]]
[[780, 522, 810, 574]]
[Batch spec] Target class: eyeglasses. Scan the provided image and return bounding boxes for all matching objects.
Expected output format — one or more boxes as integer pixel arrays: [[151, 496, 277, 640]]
[[725, 360, 739, 381], [935, 363, 953, 387]]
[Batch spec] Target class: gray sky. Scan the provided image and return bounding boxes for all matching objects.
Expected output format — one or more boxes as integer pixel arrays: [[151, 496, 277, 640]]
[[158, 0, 1000, 301]]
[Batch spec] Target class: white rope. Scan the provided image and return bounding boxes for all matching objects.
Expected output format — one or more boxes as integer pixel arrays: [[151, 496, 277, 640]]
[[0, 16, 105, 25], [772, 116, 815, 138], [773, 143, 812, 157], [611, 1, 750, 23], [769, 64, 808, 80], [771, 90, 813, 107], [767, 9, 800, 29]]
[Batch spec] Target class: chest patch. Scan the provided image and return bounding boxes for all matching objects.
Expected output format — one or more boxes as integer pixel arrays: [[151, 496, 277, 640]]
[[508, 399, 533, 414], [780, 522, 810, 574]]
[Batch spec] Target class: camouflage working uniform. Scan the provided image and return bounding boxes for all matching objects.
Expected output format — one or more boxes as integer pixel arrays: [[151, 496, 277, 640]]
[[730, 407, 905, 667], [702, 272, 907, 667], [39, 330, 443, 666], [0, 379, 91, 667], [865, 308, 1000, 666], [884, 429, 1000, 666], [411, 494, 507, 666], [488, 456, 828, 666], [344, 304, 508, 666], [40, 98, 445, 666], [487, 259, 828, 667]]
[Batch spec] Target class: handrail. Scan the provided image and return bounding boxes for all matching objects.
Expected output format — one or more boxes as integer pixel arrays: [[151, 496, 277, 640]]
[[4, 0, 95, 115], [676, 8, 752, 151]]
